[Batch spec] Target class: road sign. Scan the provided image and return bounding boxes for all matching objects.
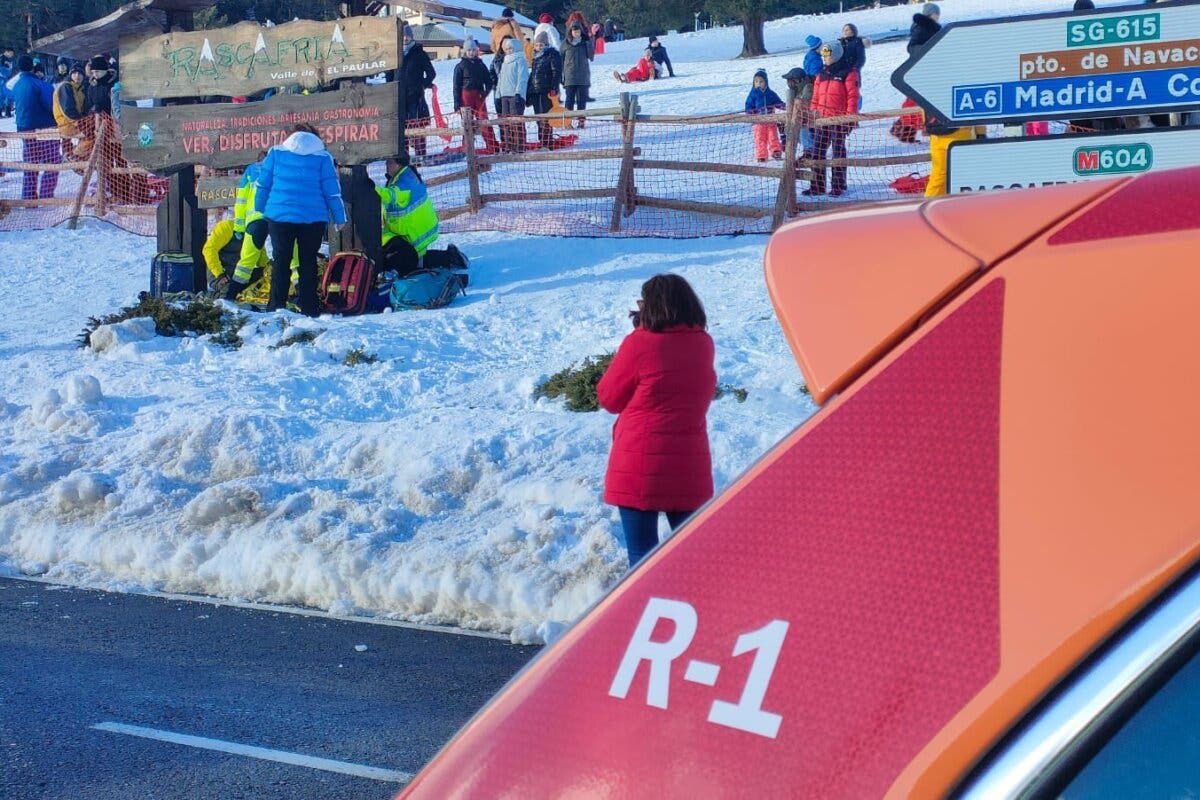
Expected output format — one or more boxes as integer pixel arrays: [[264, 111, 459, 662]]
[[946, 125, 1200, 193], [893, 0, 1200, 126]]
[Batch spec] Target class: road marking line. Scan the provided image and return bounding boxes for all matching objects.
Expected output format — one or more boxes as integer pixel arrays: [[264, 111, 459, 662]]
[[90, 722, 412, 784], [2, 575, 511, 641]]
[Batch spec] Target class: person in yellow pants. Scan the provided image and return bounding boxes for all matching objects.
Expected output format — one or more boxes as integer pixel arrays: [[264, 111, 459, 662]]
[[924, 126, 975, 197], [225, 159, 299, 300]]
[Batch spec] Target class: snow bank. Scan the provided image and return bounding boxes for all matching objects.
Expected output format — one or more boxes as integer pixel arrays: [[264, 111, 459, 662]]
[[0, 226, 813, 641]]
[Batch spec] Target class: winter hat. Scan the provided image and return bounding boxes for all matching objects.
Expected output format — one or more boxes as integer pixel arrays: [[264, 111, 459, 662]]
[[921, 3, 941, 16], [403, 23, 414, 37], [15, 54, 32, 72], [502, 6, 515, 17], [534, 31, 550, 45], [539, 12, 553, 23], [782, 66, 807, 81], [69, 62, 85, 77], [805, 34, 822, 49], [820, 40, 844, 62], [463, 36, 479, 51], [88, 54, 110, 72], [1073, 0, 1095, 8], [753, 68, 769, 84]]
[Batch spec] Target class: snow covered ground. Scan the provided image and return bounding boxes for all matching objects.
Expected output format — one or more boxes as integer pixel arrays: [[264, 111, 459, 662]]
[[0, 0, 1090, 641]]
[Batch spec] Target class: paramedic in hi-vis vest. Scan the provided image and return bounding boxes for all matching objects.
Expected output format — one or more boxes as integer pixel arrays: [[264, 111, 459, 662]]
[[224, 153, 298, 302], [377, 155, 440, 275]]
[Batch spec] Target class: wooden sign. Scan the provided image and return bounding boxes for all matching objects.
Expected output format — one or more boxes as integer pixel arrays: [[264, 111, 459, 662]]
[[122, 82, 401, 173], [196, 175, 240, 208], [119, 16, 399, 101]]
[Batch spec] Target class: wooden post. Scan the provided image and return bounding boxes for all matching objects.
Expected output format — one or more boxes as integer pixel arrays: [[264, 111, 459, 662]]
[[155, 166, 207, 291], [95, 125, 110, 220], [332, 165, 382, 263], [462, 108, 482, 213], [610, 93, 638, 232], [67, 116, 105, 230], [773, 100, 802, 228]]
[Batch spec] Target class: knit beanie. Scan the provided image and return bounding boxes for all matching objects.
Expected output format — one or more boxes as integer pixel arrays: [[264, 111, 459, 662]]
[[463, 36, 479, 51], [15, 54, 32, 73], [539, 12, 553, 23], [921, 3, 940, 16], [88, 54, 110, 72], [534, 31, 550, 45], [1073, 0, 1095, 8], [822, 40, 844, 62], [805, 34, 821, 49]]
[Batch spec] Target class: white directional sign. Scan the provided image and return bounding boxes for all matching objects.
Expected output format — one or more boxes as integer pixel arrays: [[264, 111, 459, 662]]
[[946, 125, 1200, 193], [893, 0, 1200, 125]]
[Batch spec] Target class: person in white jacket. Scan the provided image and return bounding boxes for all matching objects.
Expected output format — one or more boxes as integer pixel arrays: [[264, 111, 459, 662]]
[[534, 13, 561, 50], [495, 37, 530, 152]]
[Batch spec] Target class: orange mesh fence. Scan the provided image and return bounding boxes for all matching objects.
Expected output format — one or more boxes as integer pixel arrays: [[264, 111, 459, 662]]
[[1, 104, 936, 239], [0, 114, 164, 235]]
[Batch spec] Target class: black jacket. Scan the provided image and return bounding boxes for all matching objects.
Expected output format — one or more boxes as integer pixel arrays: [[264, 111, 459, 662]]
[[85, 75, 114, 115], [398, 43, 436, 104], [528, 47, 562, 96], [648, 44, 674, 77], [839, 36, 866, 71], [453, 56, 493, 108], [908, 14, 941, 54]]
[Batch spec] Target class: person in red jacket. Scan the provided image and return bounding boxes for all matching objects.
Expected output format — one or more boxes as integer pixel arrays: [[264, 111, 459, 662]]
[[805, 40, 861, 197], [613, 48, 656, 83], [597, 274, 717, 567]]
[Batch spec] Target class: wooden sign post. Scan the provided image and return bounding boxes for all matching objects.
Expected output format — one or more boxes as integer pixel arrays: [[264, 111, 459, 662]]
[[122, 82, 402, 172], [119, 16, 401, 100]]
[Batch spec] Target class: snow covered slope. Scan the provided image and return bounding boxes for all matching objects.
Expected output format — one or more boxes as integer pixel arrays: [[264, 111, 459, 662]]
[[0, 0, 1088, 641]]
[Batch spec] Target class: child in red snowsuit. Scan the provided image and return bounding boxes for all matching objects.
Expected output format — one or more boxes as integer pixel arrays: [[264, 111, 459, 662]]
[[745, 68, 785, 161], [614, 49, 656, 83]]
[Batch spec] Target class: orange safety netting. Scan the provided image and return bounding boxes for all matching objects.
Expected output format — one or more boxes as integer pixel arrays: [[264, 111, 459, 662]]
[[0, 113, 164, 235]]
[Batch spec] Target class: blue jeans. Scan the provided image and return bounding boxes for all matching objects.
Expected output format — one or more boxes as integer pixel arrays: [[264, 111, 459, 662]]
[[618, 507, 692, 566]]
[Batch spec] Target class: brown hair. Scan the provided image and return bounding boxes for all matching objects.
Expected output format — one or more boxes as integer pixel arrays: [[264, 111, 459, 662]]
[[292, 123, 319, 136], [638, 274, 707, 332]]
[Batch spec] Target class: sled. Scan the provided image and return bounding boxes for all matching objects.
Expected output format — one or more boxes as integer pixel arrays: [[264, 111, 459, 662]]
[[428, 85, 456, 142], [413, 149, 467, 167], [522, 134, 579, 151], [547, 94, 575, 130]]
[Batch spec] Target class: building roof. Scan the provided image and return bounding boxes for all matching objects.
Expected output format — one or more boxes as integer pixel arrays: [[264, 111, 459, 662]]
[[33, 0, 217, 59], [395, 0, 535, 27]]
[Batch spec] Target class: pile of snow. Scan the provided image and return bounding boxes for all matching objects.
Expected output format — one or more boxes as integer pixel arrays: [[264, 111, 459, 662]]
[[0, 225, 813, 642]]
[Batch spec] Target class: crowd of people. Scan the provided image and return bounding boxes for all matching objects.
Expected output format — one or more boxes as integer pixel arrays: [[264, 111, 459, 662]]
[[3, 49, 123, 201]]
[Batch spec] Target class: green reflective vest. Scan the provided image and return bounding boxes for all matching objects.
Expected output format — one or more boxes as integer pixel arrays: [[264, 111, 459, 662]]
[[377, 167, 439, 255]]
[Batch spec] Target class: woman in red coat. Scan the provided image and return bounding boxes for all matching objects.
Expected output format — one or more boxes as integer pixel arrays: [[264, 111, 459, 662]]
[[805, 40, 861, 197], [597, 274, 717, 567]]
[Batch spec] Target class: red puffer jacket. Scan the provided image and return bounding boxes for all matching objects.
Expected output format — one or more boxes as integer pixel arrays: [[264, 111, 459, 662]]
[[810, 63, 861, 118], [597, 325, 717, 512]]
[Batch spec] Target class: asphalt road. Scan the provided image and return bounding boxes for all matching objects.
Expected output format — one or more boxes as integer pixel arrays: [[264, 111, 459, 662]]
[[0, 578, 540, 800]]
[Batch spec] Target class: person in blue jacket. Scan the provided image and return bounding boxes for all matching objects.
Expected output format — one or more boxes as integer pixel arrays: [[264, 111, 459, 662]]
[[745, 68, 785, 161], [7, 55, 61, 199], [803, 34, 823, 78], [253, 123, 347, 316]]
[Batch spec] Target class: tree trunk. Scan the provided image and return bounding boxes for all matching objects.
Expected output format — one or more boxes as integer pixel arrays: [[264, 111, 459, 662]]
[[739, 14, 767, 58]]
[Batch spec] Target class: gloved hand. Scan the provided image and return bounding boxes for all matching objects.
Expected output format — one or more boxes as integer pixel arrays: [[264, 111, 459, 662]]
[[211, 273, 230, 297]]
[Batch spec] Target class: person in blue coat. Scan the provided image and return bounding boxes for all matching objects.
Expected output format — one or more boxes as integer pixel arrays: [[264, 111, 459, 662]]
[[253, 124, 347, 316], [803, 34, 823, 77], [8, 55, 61, 199]]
